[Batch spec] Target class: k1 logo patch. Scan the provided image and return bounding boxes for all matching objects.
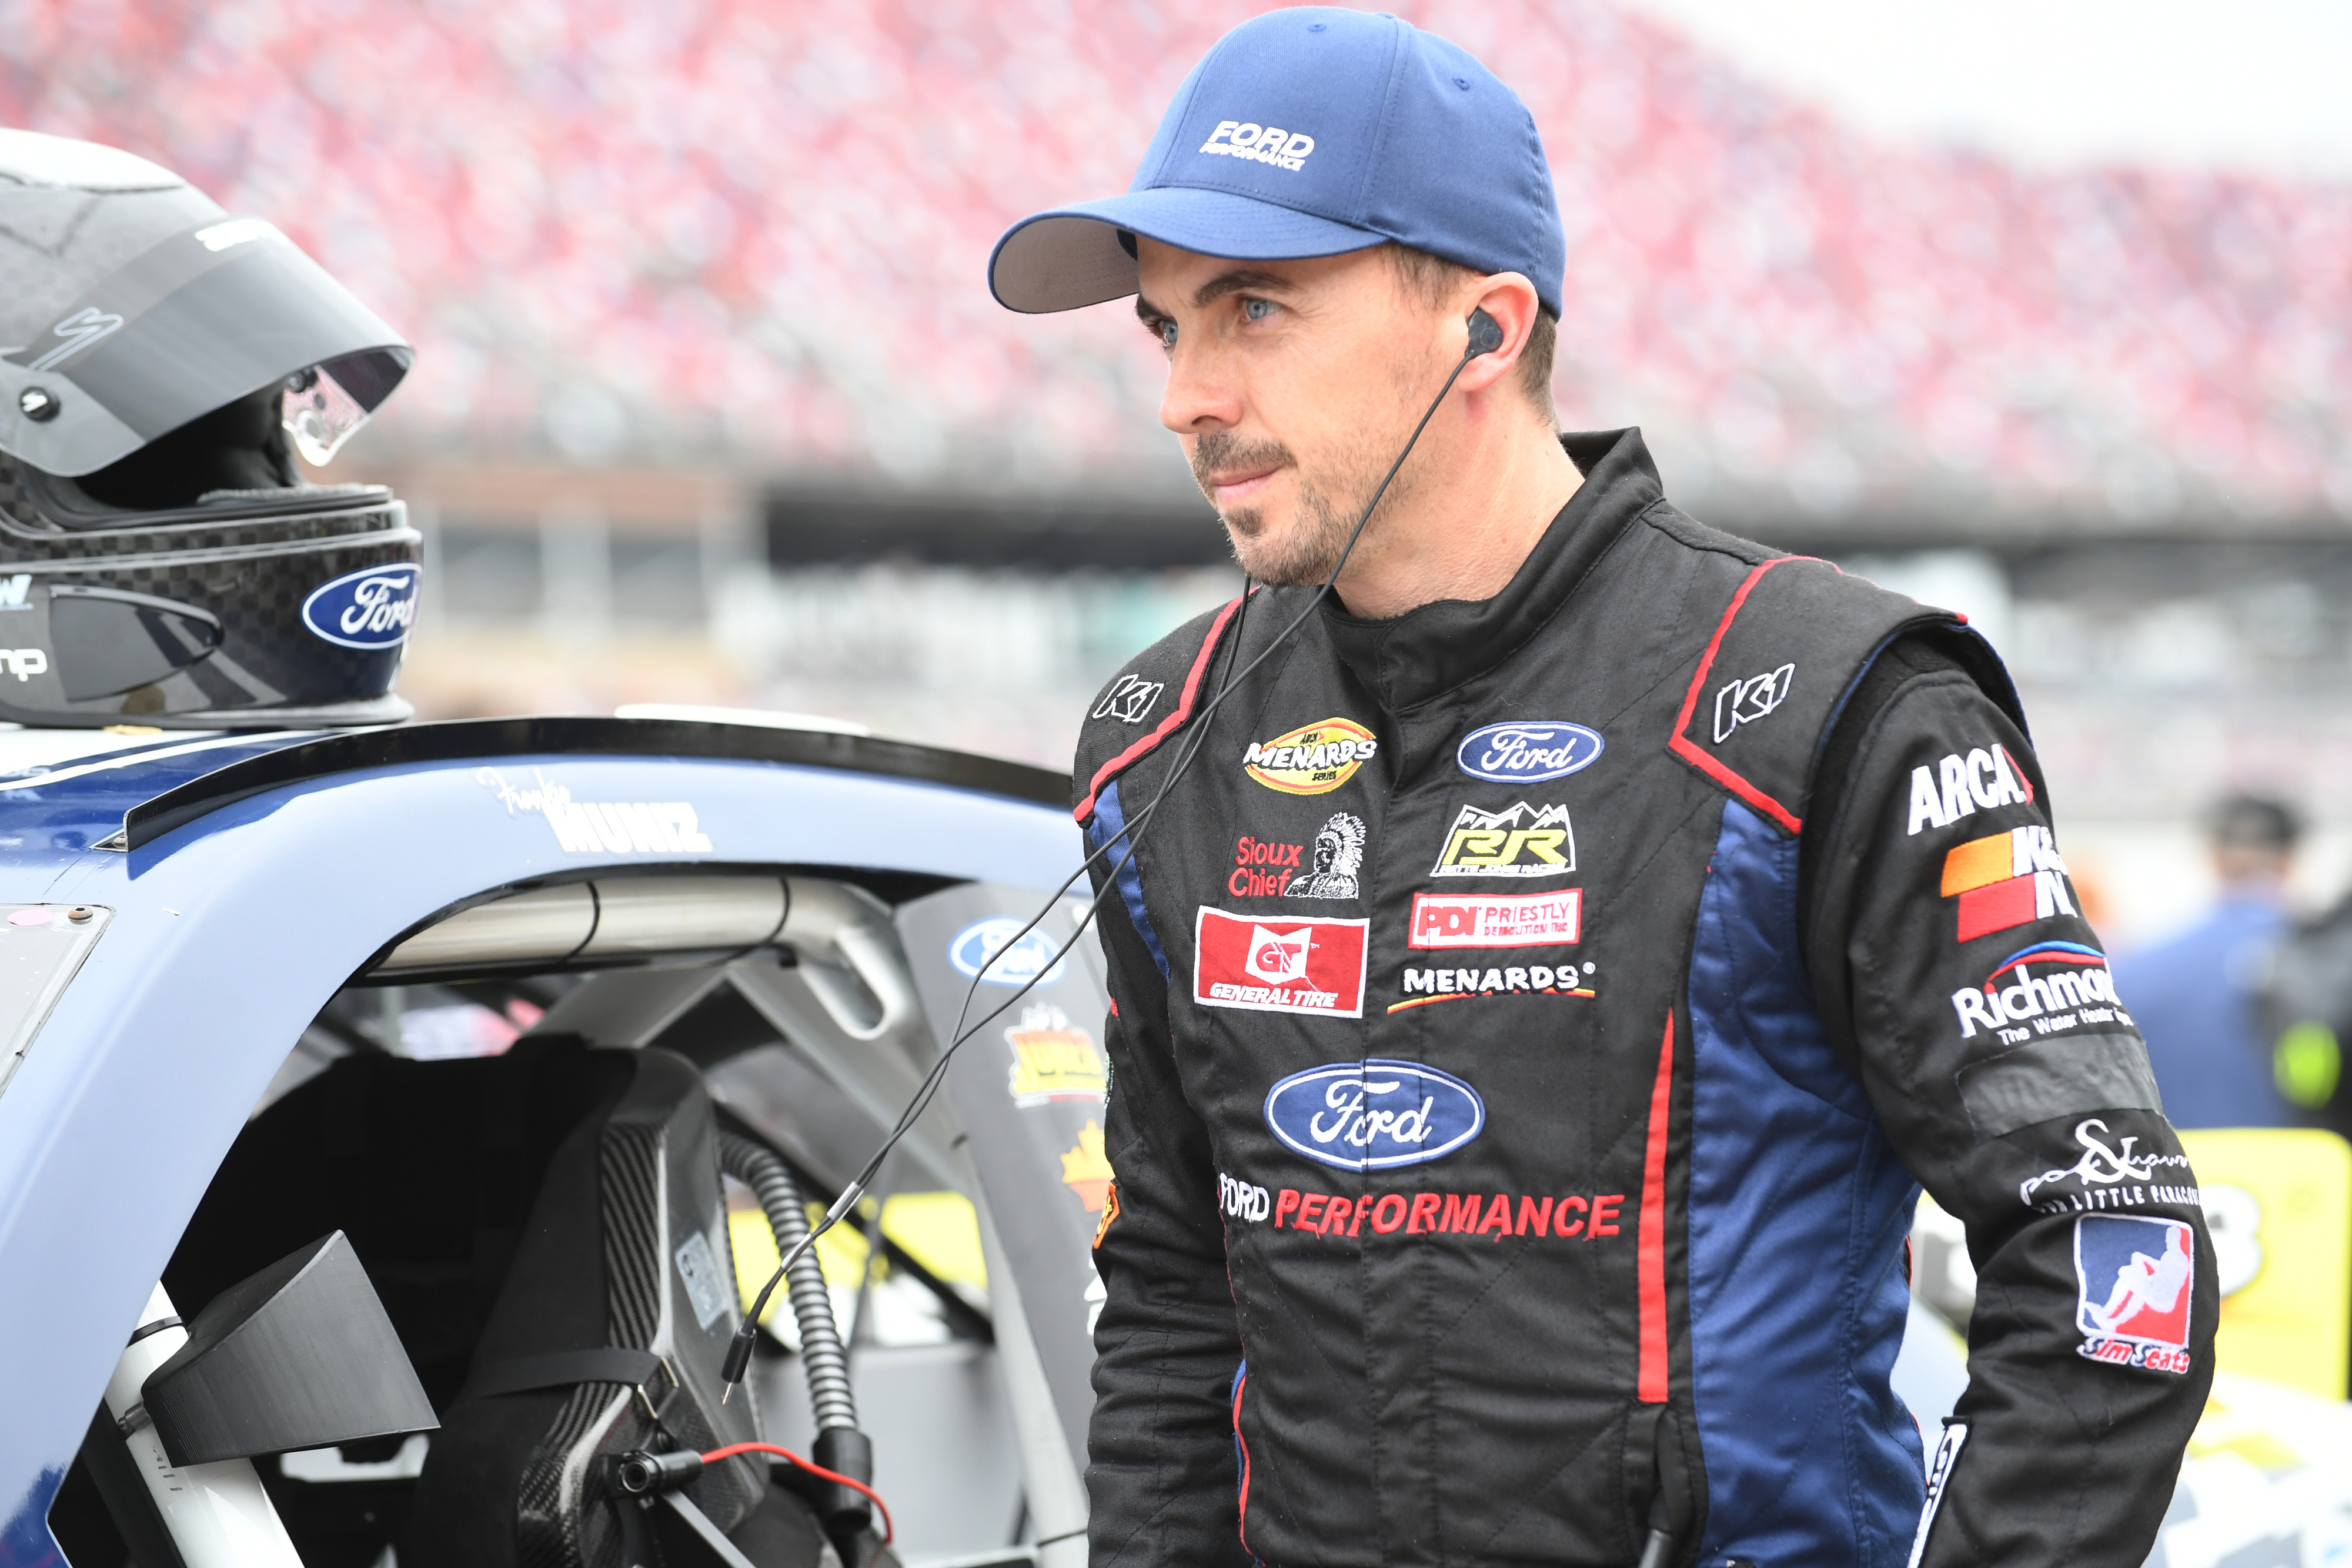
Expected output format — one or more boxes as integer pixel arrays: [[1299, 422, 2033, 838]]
[[1262, 1059, 1484, 1170], [1091, 673, 1163, 725], [1712, 663, 1793, 743], [2073, 1214, 2195, 1374], [1193, 907, 1367, 1018]]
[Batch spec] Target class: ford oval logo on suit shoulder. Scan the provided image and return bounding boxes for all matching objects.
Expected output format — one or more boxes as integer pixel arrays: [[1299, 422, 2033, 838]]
[[1264, 1059, 1485, 1170], [300, 564, 420, 650], [1456, 721, 1603, 784]]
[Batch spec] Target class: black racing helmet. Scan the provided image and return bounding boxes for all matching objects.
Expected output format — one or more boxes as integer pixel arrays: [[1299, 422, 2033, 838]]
[[0, 129, 417, 728]]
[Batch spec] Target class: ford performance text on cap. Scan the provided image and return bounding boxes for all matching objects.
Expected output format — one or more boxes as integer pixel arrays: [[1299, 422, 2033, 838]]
[[988, 8, 1563, 317]]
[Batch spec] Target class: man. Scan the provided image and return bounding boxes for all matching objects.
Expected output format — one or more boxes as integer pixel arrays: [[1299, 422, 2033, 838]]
[[2119, 794, 2306, 1126], [989, 11, 2211, 1566]]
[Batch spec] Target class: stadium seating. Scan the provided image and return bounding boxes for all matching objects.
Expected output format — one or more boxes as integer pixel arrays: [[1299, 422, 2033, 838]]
[[3, 0, 2346, 521]]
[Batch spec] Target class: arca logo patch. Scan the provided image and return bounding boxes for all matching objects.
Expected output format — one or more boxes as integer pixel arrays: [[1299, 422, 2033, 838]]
[[1242, 718, 1378, 795], [1193, 907, 1367, 1018], [1907, 743, 2033, 835]]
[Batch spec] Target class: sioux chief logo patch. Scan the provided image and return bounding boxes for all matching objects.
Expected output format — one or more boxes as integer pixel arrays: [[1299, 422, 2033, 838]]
[[1242, 718, 1378, 795]]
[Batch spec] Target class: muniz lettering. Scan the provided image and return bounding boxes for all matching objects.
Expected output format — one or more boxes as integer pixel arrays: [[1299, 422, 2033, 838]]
[[475, 765, 713, 854]]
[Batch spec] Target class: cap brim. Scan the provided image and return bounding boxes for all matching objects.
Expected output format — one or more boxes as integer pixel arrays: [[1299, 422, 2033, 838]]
[[989, 188, 1386, 314]]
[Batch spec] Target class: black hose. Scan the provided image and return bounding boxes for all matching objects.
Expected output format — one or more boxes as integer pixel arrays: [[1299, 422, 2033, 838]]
[[719, 1132, 859, 1433]]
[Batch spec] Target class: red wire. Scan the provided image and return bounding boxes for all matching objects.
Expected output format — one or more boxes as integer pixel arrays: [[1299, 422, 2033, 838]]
[[700, 1442, 895, 1545]]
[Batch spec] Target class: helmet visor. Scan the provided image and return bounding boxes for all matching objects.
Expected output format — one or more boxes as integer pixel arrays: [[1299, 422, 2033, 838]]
[[2, 216, 412, 477]]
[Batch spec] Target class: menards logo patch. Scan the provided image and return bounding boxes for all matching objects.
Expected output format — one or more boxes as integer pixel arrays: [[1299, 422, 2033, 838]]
[[1242, 717, 1378, 795]]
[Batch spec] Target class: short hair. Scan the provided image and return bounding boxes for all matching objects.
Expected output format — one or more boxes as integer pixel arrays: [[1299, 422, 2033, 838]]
[[1384, 243, 1557, 420], [2209, 793, 2302, 852]]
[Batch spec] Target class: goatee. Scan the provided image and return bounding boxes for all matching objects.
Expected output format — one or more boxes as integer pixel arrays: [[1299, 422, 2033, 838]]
[[1192, 430, 1402, 587]]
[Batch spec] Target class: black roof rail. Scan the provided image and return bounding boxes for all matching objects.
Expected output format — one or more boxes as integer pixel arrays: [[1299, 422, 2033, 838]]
[[114, 716, 1070, 851]]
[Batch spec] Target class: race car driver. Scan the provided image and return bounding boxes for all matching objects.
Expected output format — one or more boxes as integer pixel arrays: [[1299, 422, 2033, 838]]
[[988, 10, 2212, 1568]]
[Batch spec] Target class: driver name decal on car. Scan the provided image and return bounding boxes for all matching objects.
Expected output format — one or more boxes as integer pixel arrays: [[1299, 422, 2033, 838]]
[[476, 765, 714, 854], [301, 563, 420, 650]]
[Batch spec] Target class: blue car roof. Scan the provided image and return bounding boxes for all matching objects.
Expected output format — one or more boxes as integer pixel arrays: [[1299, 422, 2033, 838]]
[[0, 716, 1083, 1557], [0, 716, 1070, 860]]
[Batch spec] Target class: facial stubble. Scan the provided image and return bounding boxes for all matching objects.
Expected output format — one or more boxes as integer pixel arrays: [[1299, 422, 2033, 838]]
[[1191, 429, 1415, 587]]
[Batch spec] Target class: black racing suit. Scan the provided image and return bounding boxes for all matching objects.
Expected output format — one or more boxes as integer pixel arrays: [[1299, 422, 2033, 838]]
[[1072, 429, 2212, 1568]]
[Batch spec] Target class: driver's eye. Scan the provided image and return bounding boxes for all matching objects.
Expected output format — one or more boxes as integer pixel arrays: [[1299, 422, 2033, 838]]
[[1243, 298, 1275, 322], [1157, 319, 1178, 347]]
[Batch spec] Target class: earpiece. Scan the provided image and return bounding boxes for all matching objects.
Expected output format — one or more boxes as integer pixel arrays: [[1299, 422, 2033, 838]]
[[731, 251, 1515, 1405], [1466, 307, 1504, 357]]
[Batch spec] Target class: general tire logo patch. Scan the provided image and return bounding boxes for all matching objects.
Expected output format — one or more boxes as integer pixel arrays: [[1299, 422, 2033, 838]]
[[1193, 907, 1367, 1018]]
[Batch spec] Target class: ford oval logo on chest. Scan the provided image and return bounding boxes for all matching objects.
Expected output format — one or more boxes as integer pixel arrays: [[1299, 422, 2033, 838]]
[[1456, 720, 1603, 783], [301, 563, 420, 650], [1264, 1059, 1485, 1171]]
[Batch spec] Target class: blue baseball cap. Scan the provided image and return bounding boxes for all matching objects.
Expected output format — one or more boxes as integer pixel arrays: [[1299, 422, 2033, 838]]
[[989, 8, 1565, 318]]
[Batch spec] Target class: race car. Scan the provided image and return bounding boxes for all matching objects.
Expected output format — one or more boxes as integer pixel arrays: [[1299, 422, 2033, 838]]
[[0, 713, 1115, 1568]]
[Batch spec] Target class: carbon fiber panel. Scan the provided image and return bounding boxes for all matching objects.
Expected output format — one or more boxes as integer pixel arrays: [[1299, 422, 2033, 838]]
[[0, 451, 411, 724]]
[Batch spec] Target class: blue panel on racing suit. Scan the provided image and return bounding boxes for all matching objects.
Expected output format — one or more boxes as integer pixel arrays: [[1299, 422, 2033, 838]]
[[1088, 778, 1170, 983], [1685, 796, 1926, 1565]]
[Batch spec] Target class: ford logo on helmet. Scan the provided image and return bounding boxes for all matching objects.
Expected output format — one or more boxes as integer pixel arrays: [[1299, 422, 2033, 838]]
[[1264, 1059, 1484, 1171], [300, 563, 420, 650], [949, 917, 1070, 988], [1456, 721, 1603, 784]]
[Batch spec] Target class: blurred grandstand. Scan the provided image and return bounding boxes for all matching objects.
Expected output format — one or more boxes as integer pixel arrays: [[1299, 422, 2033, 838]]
[[8, 0, 2346, 519], [5, 0, 2350, 928]]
